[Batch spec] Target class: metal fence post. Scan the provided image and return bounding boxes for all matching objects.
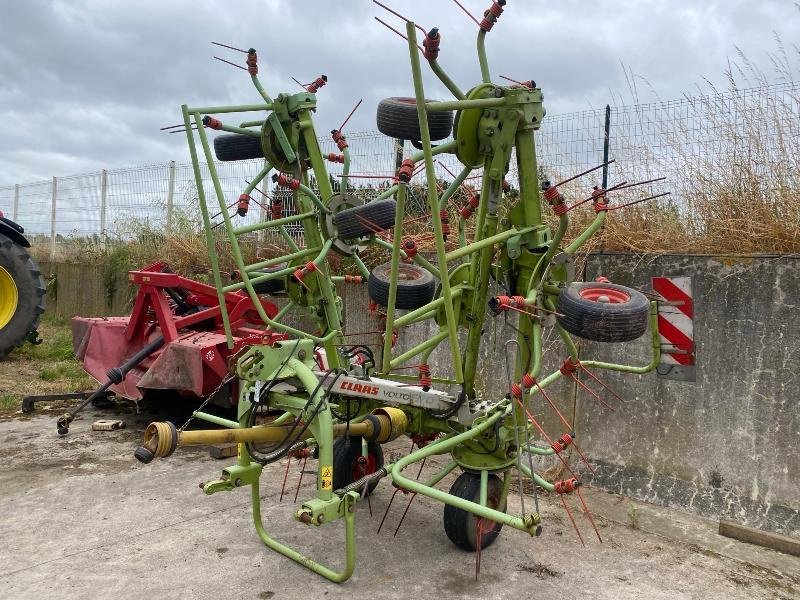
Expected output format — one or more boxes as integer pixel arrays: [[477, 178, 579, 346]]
[[601, 104, 611, 189], [50, 176, 57, 260], [12, 184, 19, 221], [166, 160, 176, 233], [258, 172, 269, 246], [99, 169, 108, 246]]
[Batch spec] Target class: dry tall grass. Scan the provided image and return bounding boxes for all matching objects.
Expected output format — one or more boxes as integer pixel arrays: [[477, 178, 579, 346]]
[[34, 47, 800, 274]]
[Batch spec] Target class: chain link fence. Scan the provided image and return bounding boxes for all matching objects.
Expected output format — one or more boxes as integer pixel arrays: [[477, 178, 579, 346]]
[[2, 81, 797, 259]]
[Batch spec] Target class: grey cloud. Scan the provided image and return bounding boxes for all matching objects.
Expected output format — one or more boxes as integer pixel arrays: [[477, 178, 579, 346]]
[[0, 0, 797, 186]]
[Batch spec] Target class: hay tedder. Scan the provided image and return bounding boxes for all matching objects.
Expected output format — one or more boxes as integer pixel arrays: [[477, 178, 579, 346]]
[[129, 0, 670, 582]]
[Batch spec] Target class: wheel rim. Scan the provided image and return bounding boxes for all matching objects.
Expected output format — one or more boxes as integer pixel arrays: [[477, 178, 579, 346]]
[[395, 264, 424, 282], [351, 452, 377, 481], [579, 286, 630, 304], [0, 266, 18, 329]]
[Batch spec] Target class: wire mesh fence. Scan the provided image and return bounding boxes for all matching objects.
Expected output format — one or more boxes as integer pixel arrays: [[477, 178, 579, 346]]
[[2, 81, 797, 259]]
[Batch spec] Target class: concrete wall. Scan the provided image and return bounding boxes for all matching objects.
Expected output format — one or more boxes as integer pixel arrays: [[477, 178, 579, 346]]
[[40, 253, 799, 535], [577, 253, 799, 536], [358, 253, 800, 536]]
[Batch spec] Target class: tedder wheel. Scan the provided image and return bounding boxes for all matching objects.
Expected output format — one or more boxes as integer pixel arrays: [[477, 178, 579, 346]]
[[0, 233, 45, 358], [213, 133, 265, 162], [376, 97, 453, 141], [333, 199, 397, 240], [556, 281, 649, 342], [368, 262, 435, 310], [231, 266, 286, 295], [443, 471, 506, 551], [332, 436, 384, 494]]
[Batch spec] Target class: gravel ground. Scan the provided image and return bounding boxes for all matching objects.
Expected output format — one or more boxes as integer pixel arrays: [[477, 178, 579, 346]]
[[0, 404, 798, 600]]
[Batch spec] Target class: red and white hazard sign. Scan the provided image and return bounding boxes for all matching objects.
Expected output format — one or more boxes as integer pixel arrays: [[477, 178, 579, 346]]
[[652, 276, 695, 368]]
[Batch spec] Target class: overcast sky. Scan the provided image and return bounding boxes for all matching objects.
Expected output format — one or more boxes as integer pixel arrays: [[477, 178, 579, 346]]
[[0, 0, 797, 186]]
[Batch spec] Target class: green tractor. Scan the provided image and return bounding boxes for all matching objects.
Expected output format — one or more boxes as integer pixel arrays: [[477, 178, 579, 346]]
[[0, 213, 46, 357]]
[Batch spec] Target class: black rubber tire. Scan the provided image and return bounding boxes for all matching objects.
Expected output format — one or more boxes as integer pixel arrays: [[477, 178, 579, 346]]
[[368, 262, 436, 310], [443, 471, 506, 551], [376, 97, 453, 141], [556, 281, 649, 342], [332, 436, 384, 494], [333, 200, 396, 240], [213, 133, 265, 162], [0, 233, 46, 358], [238, 266, 286, 295]]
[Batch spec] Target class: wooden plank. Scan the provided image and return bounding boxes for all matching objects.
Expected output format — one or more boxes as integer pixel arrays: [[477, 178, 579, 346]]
[[208, 444, 238, 459], [719, 520, 800, 557]]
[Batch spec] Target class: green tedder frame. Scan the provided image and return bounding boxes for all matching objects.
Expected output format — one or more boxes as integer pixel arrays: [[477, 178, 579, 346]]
[[137, 2, 661, 583]]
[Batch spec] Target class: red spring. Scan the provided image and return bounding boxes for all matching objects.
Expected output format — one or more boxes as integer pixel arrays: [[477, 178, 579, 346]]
[[325, 152, 345, 163], [510, 382, 523, 398], [368, 299, 378, 313], [559, 357, 580, 376], [402, 238, 418, 262], [422, 28, 441, 61], [591, 186, 607, 201], [202, 115, 223, 130], [511, 81, 536, 89], [551, 433, 574, 454], [411, 432, 438, 448], [383, 330, 398, 347], [479, 0, 505, 31], [331, 129, 349, 150], [554, 477, 580, 495], [246, 50, 258, 75], [542, 184, 561, 204], [592, 186, 609, 213], [306, 75, 327, 93], [459, 194, 480, 219], [490, 295, 526, 314], [271, 197, 283, 220], [595, 276, 610, 283], [274, 172, 300, 191], [344, 274, 363, 284], [553, 201, 569, 216], [289, 447, 312, 459], [293, 261, 318, 283], [397, 159, 415, 183], [236, 194, 251, 217], [418, 363, 432, 389], [521, 372, 535, 389], [440, 209, 450, 239]]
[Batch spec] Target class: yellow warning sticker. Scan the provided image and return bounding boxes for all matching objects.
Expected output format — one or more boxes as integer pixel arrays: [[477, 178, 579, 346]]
[[321, 465, 333, 490]]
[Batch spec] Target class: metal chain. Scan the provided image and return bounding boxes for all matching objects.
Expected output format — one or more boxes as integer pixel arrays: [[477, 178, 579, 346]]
[[178, 374, 235, 432]]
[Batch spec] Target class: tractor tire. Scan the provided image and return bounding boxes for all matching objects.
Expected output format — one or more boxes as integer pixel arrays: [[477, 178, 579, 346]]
[[333, 200, 396, 240], [368, 262, 435, 310], [213, 133, 265, 162], [443, 471, 506, 551], [376, 97, 453, 141], [556, 281, 649, 342], [0, 233, 46, 358], [332, 436, 384, 494]]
